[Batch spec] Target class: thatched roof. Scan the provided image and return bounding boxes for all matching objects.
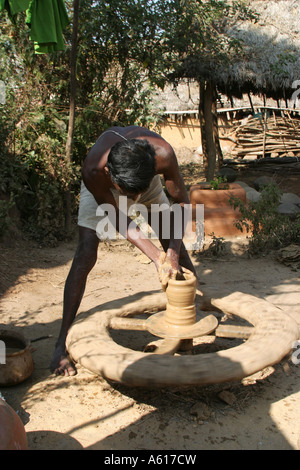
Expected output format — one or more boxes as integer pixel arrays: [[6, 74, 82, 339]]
[[218, 0, 300, 100], [152, 0, 300, 112], [152, 81, 199, 113], [170, 1, 300, 102]]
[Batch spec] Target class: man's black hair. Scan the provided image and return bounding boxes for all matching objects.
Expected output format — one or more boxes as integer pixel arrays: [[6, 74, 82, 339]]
[[106, 139, 156, 194]]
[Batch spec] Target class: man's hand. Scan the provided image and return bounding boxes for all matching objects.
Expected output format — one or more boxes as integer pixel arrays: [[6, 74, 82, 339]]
[[157, 251, 184, 290]]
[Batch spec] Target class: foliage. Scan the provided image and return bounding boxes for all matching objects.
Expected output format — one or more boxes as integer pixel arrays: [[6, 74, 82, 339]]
[[0, 2, 165, 243], [229, 184, 300, 254], [0, 12, 78, 244], [71, 0, 169, 153], [160, 0, 258, 84], [210, 176, 229, 190], [0, 0, 257, 244]]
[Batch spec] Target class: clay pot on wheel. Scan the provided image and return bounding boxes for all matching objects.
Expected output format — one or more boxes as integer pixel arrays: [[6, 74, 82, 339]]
[[165, 271, 197, 326], [0, 398, 28, 450]]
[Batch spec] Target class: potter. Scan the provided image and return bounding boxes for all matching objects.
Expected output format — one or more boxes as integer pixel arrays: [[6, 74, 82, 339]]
[[51, 125, 202, 377]]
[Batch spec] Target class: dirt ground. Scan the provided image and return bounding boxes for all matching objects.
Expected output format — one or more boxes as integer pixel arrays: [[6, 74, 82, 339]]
[[0, 164, 300, 451]]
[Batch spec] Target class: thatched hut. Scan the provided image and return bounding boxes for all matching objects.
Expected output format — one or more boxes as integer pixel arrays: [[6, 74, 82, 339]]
[[177, 0, 300, 103], [219, 0, 300, 102], [159, 0, 300, 107], [158, 0, 300, 177]]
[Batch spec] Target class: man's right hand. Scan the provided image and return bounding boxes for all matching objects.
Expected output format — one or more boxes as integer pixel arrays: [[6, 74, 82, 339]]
[[157, 252, 180, 290]]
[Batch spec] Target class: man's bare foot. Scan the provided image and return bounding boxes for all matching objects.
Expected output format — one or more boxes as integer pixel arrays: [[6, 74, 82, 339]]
[[50, 344, 77, 377]]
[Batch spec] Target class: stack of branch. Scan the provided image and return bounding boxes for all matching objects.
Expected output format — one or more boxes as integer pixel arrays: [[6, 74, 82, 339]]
[[229, 113, 300, 159]]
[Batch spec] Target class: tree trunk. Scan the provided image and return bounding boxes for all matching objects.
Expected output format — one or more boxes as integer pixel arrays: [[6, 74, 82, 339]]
[[212, 86, 223, 168], [199, 80, 222, 181], [65, 0, 80, 233]]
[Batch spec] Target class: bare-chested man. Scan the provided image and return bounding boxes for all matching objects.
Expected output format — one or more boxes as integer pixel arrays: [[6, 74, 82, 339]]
[[50, 125, 199, 376]]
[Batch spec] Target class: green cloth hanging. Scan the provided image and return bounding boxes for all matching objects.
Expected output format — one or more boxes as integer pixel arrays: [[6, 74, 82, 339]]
[[26, 0, 70, 53], [1, 0, 70, 53], [0, 0, 30, 16]]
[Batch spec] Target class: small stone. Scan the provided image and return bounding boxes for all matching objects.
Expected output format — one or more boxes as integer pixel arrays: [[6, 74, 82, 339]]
[[235, 181, 250, 189], [218, 390, 237, 406], [245, 188, 261, 202], [277, 203, 300, 216], [253, 176, 277, 191], [280, 193, 300, 205], [189, 401, 211, 420]]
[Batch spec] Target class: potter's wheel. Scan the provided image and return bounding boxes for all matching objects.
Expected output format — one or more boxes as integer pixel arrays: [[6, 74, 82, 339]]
[[146, 269, 218, 339], [66, 272, 299, 387], [146, 309, 217, 339]]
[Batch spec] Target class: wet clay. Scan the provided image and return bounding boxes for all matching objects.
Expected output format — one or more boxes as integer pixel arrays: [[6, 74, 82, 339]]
[[146, 269, 217, 339], [164, 270, 196, 327]]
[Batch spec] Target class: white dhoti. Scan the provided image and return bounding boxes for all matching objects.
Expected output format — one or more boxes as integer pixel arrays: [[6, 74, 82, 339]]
[[78, 175, 170, 237]]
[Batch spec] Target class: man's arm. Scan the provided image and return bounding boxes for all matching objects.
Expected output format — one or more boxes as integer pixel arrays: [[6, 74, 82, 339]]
[[156, 144, 190, 272], [159, 147, 190, 206], [82, 166, 162, 269]]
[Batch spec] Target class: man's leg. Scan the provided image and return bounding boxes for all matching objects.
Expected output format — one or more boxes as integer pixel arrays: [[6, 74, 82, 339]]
[[50, 226, 99, 376]]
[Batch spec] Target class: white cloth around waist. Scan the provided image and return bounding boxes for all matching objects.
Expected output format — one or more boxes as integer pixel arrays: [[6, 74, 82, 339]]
[[78, 174, 170, 233]]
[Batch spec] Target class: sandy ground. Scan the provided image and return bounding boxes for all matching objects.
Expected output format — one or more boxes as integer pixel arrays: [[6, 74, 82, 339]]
[[0, 232, 300, 451]]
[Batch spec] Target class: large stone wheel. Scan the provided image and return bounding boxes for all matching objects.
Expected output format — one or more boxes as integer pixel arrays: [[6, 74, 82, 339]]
[[66, 290, 299, 387]]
